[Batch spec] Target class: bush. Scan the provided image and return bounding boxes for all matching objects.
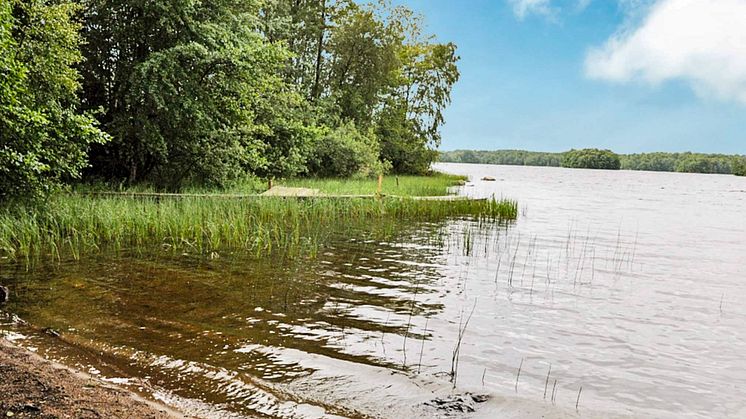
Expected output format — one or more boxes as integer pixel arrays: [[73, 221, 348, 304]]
[[306, 123, 387, 178], [562, 149, 620, 170]]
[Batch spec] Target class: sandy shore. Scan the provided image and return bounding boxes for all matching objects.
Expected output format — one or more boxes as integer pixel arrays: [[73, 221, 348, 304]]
[[0, 338, 185, 419]]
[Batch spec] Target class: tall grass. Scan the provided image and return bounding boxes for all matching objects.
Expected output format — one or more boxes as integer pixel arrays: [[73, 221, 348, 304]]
[[75, 172, 467, 197], [0, 194, 517, 264], [280, 172, 467, 196]]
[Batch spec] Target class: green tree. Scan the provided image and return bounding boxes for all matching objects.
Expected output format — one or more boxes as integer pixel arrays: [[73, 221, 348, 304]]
[[733, 158, 746, 176], [79, 0, 314, 188], [261, 1, 460, 175], [0, 0, 108, 202], [326, 3, 399, 125], [376, 5, 460, 174], [562, 149, 621, 170]]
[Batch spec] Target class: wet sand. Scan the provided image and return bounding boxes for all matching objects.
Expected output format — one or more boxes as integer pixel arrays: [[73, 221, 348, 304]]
[[0, 338, 184, 419]]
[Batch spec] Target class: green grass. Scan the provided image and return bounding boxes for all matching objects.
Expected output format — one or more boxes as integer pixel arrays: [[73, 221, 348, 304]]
[[75, 172, 467, 197], [280, 172, 467, 197], [0, 192, 517, 264]]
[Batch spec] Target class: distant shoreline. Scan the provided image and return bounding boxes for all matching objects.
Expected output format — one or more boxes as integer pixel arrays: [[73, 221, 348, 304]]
[[440, 149, 746, 176]]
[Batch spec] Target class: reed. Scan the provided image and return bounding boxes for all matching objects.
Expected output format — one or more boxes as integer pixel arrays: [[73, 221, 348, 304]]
[[281, 172, 468, 197], [515, 357, 524, 392], [449, 300, 477, 388], [0, 194, 517, 264], [551, 379, 558, 404]]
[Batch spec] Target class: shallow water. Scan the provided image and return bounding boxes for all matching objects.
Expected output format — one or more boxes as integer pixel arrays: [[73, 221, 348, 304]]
[[2, 163, 746, 418]]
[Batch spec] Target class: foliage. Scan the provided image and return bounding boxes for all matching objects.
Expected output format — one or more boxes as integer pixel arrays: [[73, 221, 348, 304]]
[[305, 122, 385, 178], [561, 149, 621, 170], [0, 0, 108, 202], [376, 8, 460, 174], [263, 0, 460, 175], [734, 158, 746, 177], [79, 0, 319, 188], [621, 152, 736, 174], [443, 149, 746, 176], [2, 0, 461, 199], [440, 150, 563, 167]]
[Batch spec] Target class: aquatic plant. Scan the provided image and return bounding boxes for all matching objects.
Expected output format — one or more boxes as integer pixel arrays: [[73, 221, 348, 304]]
[[0, 194, 517, 264]]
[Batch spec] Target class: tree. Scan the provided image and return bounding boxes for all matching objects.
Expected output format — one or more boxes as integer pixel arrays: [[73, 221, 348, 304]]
[[562, 149, 621, 170], [372, 4, 459, 174], [259, 0, 460, 175], [733, 158, 746, 176], [0, 0, 108, 202], [326, 3, 399, 125], [79, 0, 314, 188]]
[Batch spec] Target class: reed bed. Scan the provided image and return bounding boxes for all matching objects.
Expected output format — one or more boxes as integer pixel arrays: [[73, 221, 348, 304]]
[[0, 194, 517, 264], [281, 172, 468, 196]]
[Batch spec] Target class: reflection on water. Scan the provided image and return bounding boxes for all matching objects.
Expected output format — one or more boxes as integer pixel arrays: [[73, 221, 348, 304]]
[[3, 163, 746, 418]]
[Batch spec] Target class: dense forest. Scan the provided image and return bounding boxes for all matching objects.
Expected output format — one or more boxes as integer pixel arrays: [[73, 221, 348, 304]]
[[441, 150, 746, 175], [1, 0, 460, 200]]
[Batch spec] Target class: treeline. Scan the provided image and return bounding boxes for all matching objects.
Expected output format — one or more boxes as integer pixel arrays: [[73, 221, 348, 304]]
[[1, 0, 459, 200], [441, 150, 746, 174], [621, 152, 737, 174], [442, 150, 563, 167]]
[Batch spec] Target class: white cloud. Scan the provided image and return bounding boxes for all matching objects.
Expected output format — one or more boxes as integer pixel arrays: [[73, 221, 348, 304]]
[[509, 0, 554, 19], [508, 0, 593, 19], [586, 0, 746, 104]]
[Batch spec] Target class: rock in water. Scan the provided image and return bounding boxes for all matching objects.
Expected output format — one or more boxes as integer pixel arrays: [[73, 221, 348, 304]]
[[481, 176, 496, 181], [0, 285, 8, 303]]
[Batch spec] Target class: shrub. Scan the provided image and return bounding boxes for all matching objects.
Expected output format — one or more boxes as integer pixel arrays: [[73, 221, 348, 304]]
[[306, 123, 387, 178]]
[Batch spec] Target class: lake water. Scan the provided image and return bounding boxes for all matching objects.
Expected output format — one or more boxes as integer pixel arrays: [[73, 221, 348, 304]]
[[2, 163, 746, 418]]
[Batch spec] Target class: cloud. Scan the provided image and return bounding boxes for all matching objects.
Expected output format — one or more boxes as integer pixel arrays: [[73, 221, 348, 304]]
[[508, 0, 593, 19], [509, 0, 555, 19], [585, 0, 746, 104]]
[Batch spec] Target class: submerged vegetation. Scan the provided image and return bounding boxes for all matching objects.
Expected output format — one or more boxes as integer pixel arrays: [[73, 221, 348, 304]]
[[441, 149, 746, 175]]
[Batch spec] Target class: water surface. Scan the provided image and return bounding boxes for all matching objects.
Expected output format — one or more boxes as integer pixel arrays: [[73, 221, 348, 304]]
[[2, 163, 746, 418]]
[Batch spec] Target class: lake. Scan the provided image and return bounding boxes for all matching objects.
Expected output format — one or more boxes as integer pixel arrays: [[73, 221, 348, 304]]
[[2, 163, 746, 418]]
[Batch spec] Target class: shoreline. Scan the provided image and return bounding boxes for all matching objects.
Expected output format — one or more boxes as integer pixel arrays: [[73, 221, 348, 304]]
[[0, 337, 186, 418]]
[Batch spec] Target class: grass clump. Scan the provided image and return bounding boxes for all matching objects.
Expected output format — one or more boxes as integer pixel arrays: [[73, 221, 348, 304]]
[[0, 194, 516, 264]]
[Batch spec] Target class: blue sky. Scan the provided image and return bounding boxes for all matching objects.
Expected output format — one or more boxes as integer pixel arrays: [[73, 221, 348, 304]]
[[397, 0, 746, 154]]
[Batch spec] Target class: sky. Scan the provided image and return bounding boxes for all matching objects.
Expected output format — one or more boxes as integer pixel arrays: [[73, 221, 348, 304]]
[[396, 0, 746, 154]]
